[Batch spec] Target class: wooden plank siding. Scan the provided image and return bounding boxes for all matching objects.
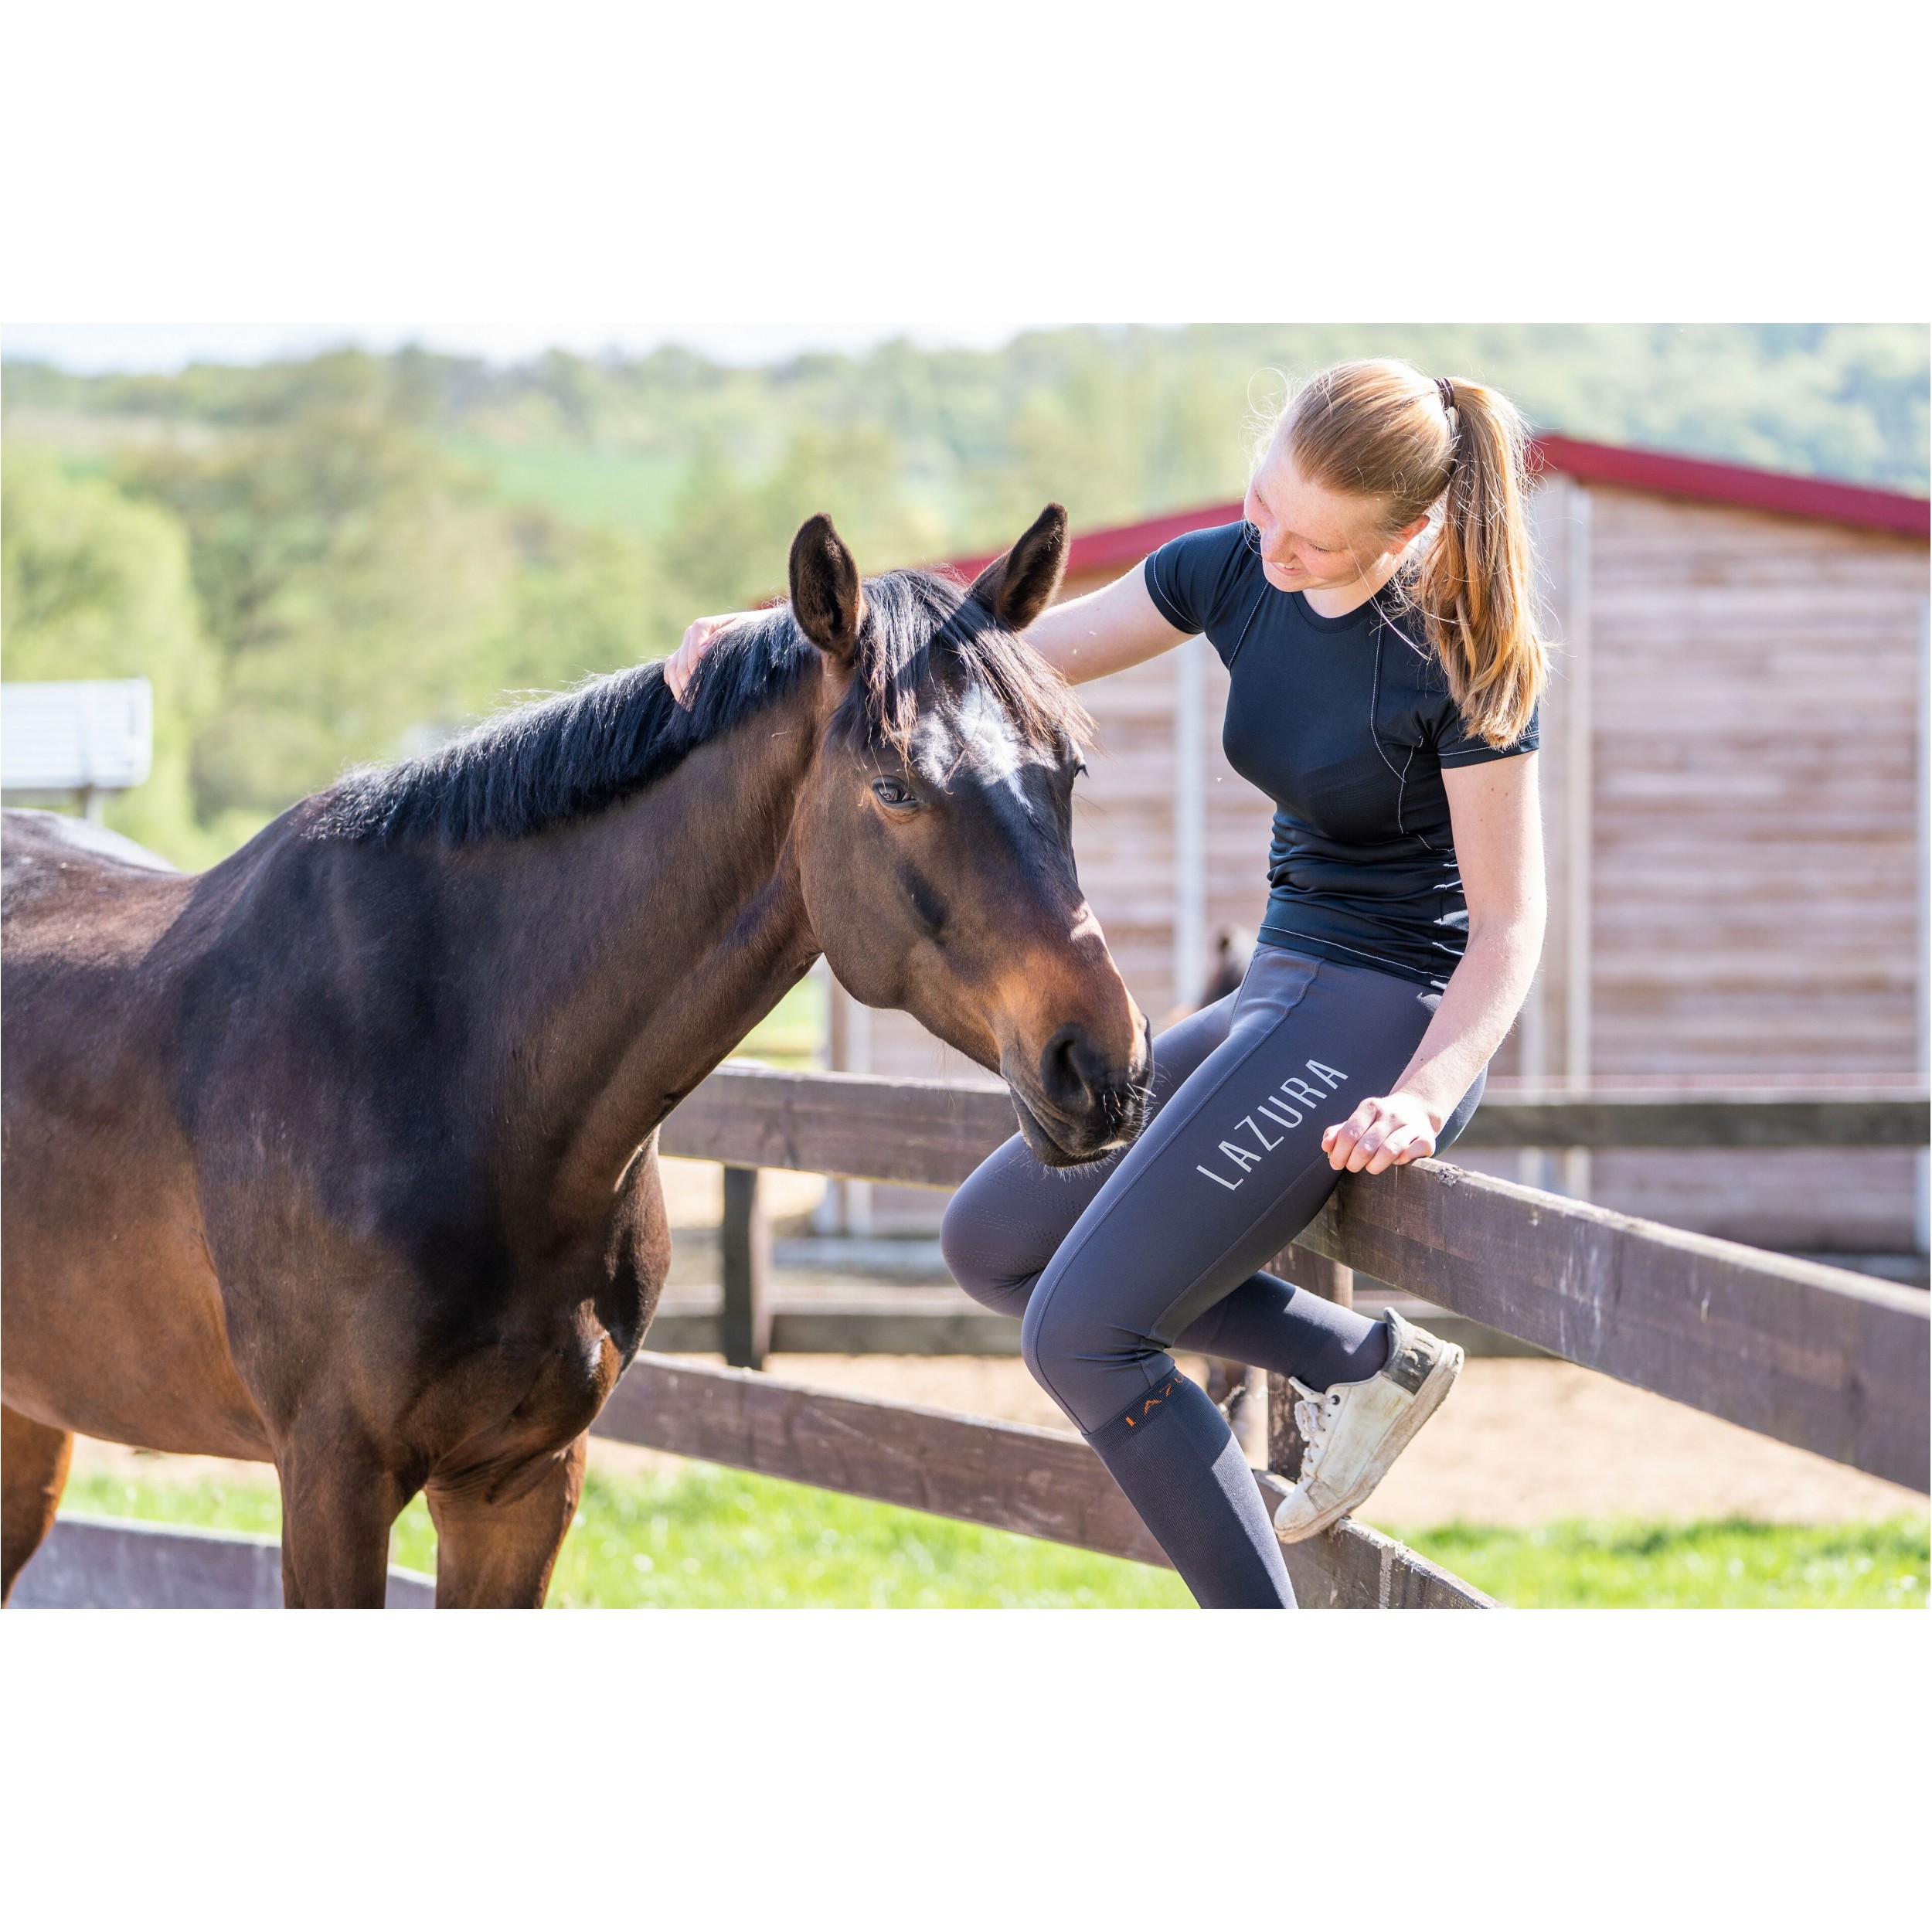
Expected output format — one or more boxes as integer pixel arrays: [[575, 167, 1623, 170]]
[[1580, 488, 1925, 1248], [821, 483, 1928, 1250], [1587, 488, 1923, 1081]]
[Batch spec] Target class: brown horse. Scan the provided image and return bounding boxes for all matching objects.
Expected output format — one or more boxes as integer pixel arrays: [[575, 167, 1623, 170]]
[[2, 507, 1149, 1607]]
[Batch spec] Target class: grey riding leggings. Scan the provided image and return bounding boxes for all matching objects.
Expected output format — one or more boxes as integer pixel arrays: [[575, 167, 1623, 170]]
[[940, 941, 1483, 1607]]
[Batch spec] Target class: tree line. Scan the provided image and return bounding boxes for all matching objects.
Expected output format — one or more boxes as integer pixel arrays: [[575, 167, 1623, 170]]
[[3, 325, 1925, 869]]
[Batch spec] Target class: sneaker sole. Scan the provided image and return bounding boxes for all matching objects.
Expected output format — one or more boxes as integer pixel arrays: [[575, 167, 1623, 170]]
[[1273, 1339, 1465, 1545]]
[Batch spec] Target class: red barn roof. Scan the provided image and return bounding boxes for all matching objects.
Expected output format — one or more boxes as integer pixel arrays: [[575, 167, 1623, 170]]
[[1532, 434, 1930, 538], [935, 433, 1929, 581]]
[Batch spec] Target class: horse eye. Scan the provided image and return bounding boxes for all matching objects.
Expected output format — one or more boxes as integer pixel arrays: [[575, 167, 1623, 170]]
[[871, 777, 917, 808]]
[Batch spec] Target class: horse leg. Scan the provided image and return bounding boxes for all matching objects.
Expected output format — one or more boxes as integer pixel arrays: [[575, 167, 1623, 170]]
[[2, 1405, 75, 1605], [425, 1437, 587, 1609], [275, 1421, 411, 1609]]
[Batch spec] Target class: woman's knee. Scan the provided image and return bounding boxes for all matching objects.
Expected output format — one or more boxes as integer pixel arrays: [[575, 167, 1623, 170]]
[[1018, 1288, 1064, 1393], [939, 1180, 1035, 1316], [1020, 1265, 1126, 1404]]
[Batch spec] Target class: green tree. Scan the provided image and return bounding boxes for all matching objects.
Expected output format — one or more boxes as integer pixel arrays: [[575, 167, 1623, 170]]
[[478, 515, 668, 701], [1, 447, 223, 866], [657, 421, 947, 617], [117, 359, 518, 825]]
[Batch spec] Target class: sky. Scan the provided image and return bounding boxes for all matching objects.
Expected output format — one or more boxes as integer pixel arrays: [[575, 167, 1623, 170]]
[[0, 322, 1039, 374]]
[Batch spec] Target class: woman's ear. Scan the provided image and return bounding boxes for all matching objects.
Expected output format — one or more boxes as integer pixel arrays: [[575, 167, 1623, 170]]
[[789, 514, 866, 662], [968, 503, 1068, 631]]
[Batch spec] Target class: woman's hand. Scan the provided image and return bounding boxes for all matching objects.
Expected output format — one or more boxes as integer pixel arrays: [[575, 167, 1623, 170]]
[[1321, 1090, 1441, 1174], [665, 613, 747, 707]]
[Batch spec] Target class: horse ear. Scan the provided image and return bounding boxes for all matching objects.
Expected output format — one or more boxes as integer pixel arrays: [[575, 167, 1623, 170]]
[[789, 513, 866, 662], [968, 503, 1068, 631]]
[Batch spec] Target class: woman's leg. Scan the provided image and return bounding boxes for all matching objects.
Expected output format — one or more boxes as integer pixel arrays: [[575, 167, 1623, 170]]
[[941, 975, 1403, 1392], [940, 994, 1237, 1315], [1175, 1062, 1488, 1383], [1014, 951, 1445, 1607]]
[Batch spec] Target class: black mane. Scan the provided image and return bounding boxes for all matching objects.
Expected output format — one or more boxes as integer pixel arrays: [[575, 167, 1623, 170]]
[[309, 570, 1083, 849]]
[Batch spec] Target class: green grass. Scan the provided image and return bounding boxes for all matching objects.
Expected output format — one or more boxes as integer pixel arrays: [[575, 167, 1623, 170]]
[[540, 1467, 1192, 1607], [60, 1465, 1192, 1608], [1400, 1516, 1930, 1608], [60, 1467, 1927, 1608], [67, 1469, 286, 1540]]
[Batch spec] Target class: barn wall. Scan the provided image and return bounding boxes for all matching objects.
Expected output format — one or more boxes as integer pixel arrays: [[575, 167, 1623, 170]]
[[1570, 487, 1926, 1249], [1587, 487, 1923, 1078]]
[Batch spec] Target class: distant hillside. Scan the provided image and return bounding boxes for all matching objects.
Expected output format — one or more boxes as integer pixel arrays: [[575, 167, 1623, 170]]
[[8, 325, 1927, 549], [4, 324, 1924, 871]]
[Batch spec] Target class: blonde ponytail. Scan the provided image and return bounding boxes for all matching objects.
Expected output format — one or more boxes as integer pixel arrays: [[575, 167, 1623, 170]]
[[1277, 360, 1546, 750]]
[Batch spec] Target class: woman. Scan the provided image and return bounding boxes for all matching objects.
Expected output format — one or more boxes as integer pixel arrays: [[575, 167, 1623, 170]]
[[668, 360, 1547, 1607]]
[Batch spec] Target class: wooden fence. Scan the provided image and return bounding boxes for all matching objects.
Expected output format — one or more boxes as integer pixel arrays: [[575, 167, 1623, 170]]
[[591, 1353, 1488, 1607], [23, 1069, 1926, 1610], [609, 1064, 1930, 1609], [662, 1076, 1930, 1362], [12, 1515, 434, 1609], [662, 1069, 1929, 1477]]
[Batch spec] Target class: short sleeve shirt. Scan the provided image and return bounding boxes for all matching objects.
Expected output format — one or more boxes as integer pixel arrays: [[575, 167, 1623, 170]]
[[1145, 521, 1538, 988]]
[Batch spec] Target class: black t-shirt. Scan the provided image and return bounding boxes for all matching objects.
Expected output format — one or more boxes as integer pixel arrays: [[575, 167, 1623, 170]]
[[1145, 521, 1537, 990]]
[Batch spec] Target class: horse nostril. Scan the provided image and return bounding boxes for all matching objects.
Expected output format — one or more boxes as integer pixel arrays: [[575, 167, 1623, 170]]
[[1035, 1026, 1149, 1147], [1037, 1026, 1101, 1116]]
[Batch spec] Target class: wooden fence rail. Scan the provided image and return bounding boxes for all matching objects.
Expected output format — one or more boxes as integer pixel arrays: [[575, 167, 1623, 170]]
[[1444, 1089, 1929, 1149], [11, 1515, 435, 1609], [593, 1354, 1490, 1609], [662, 1066, 1930, 1493], [666, 1068, 1931, 1170]]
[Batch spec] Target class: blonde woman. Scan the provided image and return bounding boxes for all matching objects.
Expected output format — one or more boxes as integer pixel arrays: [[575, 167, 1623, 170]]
[[670, 362, 1546, 1607]]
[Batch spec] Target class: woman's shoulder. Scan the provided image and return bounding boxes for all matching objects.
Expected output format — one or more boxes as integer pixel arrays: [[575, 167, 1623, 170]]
[[1144, 521, 1262, 638], [1369, 588, 1440, 682], [1377, 603, 1541, 762]]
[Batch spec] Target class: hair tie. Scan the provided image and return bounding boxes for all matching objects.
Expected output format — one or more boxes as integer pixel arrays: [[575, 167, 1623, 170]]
[[1436, 376, 1458, 421]]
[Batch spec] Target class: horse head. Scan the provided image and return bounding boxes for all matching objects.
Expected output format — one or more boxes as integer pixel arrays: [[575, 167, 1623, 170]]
[[786, 508, 1150, 1165]]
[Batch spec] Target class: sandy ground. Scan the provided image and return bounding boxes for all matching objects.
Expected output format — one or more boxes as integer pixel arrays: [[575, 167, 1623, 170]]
[[66, 1352, 1924, 1531], [740, 1355, 1926, 1528]]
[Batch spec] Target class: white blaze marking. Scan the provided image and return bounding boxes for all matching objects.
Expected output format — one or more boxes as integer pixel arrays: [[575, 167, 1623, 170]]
[[915, 683, 1049, 810]]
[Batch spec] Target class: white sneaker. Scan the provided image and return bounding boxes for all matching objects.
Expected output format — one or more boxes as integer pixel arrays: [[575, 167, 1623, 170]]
[[1271, 1306, 1464, 1544]]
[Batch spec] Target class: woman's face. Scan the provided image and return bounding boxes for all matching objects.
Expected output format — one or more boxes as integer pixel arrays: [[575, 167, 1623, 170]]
[[1243, 439, 1415, 594]]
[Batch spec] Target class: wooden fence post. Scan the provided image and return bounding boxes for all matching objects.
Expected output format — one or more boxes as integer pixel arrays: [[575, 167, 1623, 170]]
[[1267, 1242, 1354, 1483], [720, 1165, 770, 1370]]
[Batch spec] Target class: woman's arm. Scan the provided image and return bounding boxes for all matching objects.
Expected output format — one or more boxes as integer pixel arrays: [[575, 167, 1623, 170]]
[[1322, 753, 1546, 1174], [664, 559, 1189, 704], [1017, 565, 1191, 685]]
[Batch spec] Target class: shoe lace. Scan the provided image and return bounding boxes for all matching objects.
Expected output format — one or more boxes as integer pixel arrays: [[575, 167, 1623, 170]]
[[1291, 1380, 1345, 1477]]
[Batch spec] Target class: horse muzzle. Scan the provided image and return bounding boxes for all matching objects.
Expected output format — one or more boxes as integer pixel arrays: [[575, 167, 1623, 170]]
[[1002, 1013, 1152, 1168]]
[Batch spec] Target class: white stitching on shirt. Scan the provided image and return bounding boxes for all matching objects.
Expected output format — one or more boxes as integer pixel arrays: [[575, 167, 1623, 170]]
[[1366, 622, 1423, 842]]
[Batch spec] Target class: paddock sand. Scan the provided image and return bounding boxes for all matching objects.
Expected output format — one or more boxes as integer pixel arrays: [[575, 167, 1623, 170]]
[[66, 1354, 1923, 1531]]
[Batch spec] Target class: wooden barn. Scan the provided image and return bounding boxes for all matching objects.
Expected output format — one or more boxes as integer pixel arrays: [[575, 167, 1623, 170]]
[[819, 437, 1931, 1266]]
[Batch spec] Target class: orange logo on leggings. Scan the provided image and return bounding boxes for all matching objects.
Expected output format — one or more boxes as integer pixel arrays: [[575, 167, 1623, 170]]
[[1123, 1376, 1180, 1427], [1194, 1058, 1349, 1192]]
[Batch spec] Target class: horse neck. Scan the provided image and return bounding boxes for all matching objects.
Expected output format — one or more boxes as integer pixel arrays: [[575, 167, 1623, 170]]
[[468, 676, 828, 1216]]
